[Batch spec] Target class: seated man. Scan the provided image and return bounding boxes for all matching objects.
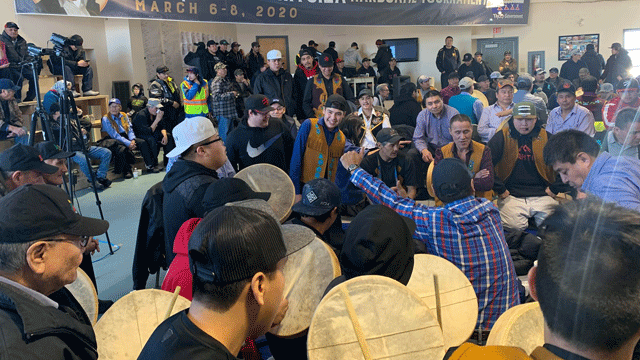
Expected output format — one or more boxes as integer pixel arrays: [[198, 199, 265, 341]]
[[547, 81, 595, 136], [488, 102, 569, 231], [139, 205, 311, 359], [448, 77, 484, 124], [35, 141, 74, 187], [544, 129, 640, 212], [478, 79, 515, 143], [355, 89, 391, 151], [0, 143, 58, 192], [413, 89, 458, 163], [0, 79, 27, 144], [132, 98, 176, 168], [440, 71, 461, 105], [341, 153, 520, 334], [600, 107, 640, 158], [0, 184, 109, 359], [48, 34, 98, 97], [512, 74, 548, 123], [361, 128, 417, 199], [602, 77, 640, 129], [432, 114, 493, 204], [372, 83, 390, 108]]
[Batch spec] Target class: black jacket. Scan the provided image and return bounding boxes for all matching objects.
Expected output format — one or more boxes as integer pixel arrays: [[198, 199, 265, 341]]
[[48, 45, 87, 73], [245, 51, 264, 81], [0, 283, 97, 360], [200, 51, 221, 81], [602, 48, 633, 85], [162, 159, 218, 264], [457, 61, 485, 81], [133, 181, 166, 290], [581, 49, 605, 79], [372, 45, 393, 74], [504, 229, 542, 276], [253, 68, 295, 117], [293, 64, 317, 120], [560, 58, 588, 83], [0, 31, 27, 67], [436, 46, 460, 74], [389, 92, 421, 127], [323, 47, 339, 63]]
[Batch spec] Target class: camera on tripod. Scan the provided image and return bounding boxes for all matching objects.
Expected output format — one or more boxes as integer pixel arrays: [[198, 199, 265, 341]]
[[27, 33, 79, 58]]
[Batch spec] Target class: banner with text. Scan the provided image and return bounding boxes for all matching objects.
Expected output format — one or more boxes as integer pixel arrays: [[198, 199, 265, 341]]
[[15, 0, 529, 26]]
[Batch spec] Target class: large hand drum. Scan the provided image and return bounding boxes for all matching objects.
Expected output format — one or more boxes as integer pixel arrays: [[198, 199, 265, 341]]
[[486, 302, 544, 354], [405, 254, 478, 348], [235, 163, 295, 223], [270, 237, 341, 337], [308, 275, 445, 360], [94, 289, 191, 360], [65, 268, 99, 325]]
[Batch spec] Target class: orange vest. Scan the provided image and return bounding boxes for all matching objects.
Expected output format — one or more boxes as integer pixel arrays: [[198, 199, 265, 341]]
[[494, 126, 555, 184], [311, 74, 343, 118], [302, 118, 346, 184]]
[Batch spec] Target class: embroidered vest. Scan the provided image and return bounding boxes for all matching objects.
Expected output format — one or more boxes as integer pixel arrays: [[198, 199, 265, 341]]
[[108, 112, 130, 135], [302, 118, 346, 184], [182, 80, 209, 115], [494, 126, 555, 184], [311, 74, 343, 119]]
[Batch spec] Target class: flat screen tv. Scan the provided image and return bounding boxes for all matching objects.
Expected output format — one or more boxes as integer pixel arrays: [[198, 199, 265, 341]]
[[382, 38, 419, 62]]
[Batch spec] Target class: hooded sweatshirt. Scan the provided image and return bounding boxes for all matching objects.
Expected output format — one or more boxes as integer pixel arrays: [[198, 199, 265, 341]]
[[389, 83, 422, 127], [161, 218, 200, 300], [343, 47, 363, 69]]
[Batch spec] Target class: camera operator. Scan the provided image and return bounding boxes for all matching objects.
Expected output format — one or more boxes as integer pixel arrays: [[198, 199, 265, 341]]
[[48, 34, 98, 97], [0, 79, 28, 144], [0, 22, 41, 102]]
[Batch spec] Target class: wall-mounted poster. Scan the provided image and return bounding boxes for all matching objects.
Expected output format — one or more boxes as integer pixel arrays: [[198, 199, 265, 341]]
[[558, 34, 599, 61]]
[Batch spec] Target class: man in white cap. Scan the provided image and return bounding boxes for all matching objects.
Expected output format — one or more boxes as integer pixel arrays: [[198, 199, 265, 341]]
[[252, 49, 295, 117], [162, 116, 227, 264]]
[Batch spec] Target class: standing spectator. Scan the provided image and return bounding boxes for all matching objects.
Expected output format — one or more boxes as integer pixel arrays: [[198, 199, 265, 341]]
[[378, 58, 401, 97], [127, 83, 147, 118], [269, 97, 298, 140], [478, 79, 515, 143], [601, 42, 633, 87], [448, 77, 484, 125], [343, 42, 363, 78], [602, 78, 640, 129], [47, 34, 98, 97], [303, 53, 353, 119], [231, 68, 252, 118], [132, 98, 176, 168], [0, 78, 27, 144], [0, 22, 39, 102], [498, 50, 517, 76], [181, 67, 209, 118], [600, 108, 640, 158], [253, 49, 295, 117], [457, 53, 484, 81], [149, 65, 183, 133], [560, 50, 588, 84], [477, 75, 497, 106], [201, 40, 221, 81], [355, 88, 390, 151], [440, 71, 461, 104], [373, 39, 393, 76], [209, 62, 237, 142], [581, 43, 606, 80], [436, 36, 460, 89], [475, 51, 493, 78], [389, 82, 422, 127], [323, 41, 339, 66], [215, 40, 229, 64], [293, 48, 318, 121], [413, 89, 458, 163], [547, 81, 595, 136], [226, 42, 244, 80], [245, 41, 264, 81]]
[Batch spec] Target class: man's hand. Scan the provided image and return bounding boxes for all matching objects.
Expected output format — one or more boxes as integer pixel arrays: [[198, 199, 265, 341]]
[[161, 135, 168, 145], [474, 169, 490, 179], [231, 90, 239, 97], [84, 237, 100, 255], [129, 140, 136, 150], [7, 125, 26, 137], [421, 149, 433, 163], [77, 60, 89, 67], [340, 150, 364, 170], [496, 108, 513, 117], [81, 128, 88, 136], [499, 190, 510, 199], [391, 180, 408, 198], [576, 191, 587, 199], [172, 101, 179, 109], [295, 194, 302, 203], [399, 140, 411, 148], [271, 298, 289, 328]]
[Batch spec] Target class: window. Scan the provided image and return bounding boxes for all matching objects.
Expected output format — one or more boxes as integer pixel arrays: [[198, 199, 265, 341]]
[[624, 29, 640, 77]]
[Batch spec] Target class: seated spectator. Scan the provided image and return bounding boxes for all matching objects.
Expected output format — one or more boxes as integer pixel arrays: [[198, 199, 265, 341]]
[[573, 67, 591, 89], [433, 114, 494, 203], [544, 129, 640, 212], [1, 22, 40, 102], [132, 98, 175, 169], [48, 35, 98, 97], [488, 102, 570, 231], [458, 53, 485, 81], [356, 57, 377, 80], [448, 77, 484, 124], [513, 74, 548, 123], [231, 68, 252, 119], [413, 89, 458, 164], [379, 57, 401, 97], [0, 144, 57, 192], [475, 51, 493, 78], [440, 71, 461, 104], [127, 83, 147, 118], [303, 53, 354, 119], [0, 79, 27, 144], [389, 82, 421, 127], [490, 71, 503, 90], [532, 68, 556, 101], [226, 94, 294, 172], [498, 50, 517, 76], [355, 89, 390, 151], [416, 75, 436, 105], [477, 75, 497, 105], [269, 97, 297, 140], [139, 205, 310, 360], [545, 67, 563, 89], [101, 98, 157, 176], [547, 81, 595, 136], [181, 67, 209, 118], [361, 128, 417, 199], [341, 153, 520, 333], [600, 108, 640, 158], [576, 75, 603, 124], [0, 184, 108, 359], [602, 78, 640, 129], [478, 79, 515, 143], [597, 82, 617, 102], [372, 82, 390, 108]]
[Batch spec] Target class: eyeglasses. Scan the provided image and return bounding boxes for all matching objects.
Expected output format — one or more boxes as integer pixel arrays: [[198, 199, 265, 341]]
[[46, 235, 90, 247], [199, 137, 223, 147]]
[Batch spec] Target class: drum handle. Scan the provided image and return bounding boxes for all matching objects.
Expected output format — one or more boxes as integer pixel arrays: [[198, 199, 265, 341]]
[[339, 286, 373, 360], [164, 286, 181, 321]]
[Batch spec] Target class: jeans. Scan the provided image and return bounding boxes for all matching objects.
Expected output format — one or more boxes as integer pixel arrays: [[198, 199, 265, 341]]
[[72, 146, 112, 180], [0, 127, 29, 145], [217, 115, 230, 144]]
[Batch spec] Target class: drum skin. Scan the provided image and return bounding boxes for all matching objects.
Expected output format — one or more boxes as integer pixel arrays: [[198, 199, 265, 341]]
[[235, 163, 295, 224], [486, 302, 545, 354], [65, 268, 99, 325]]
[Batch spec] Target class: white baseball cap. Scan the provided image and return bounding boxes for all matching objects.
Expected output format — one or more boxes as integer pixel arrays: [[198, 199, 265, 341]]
[[166, 116, 218, 158], [267, 49, 282, 60]]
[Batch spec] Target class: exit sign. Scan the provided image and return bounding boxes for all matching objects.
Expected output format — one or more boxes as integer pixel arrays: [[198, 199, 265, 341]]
[[493, 27, 503, 35]]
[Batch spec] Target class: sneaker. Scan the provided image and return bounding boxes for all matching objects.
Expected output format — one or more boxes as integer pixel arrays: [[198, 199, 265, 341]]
[[23, 95, 35, 102], [146, 166, 159, 174], [91, 181, 105, 190], [83, 90, 99, 96], [97, 177, 112, 188], [124, 172, 133, 179], [72, 91, 81, 98]]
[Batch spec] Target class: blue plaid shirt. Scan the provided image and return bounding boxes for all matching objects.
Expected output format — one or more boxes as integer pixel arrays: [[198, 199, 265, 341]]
[[350, 168, 520, 330]]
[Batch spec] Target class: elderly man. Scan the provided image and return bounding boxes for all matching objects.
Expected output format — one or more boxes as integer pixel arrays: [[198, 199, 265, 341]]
[[373, 82, 390, 108], [0, 144, 58, 192], [0, 79, 27, 144], [544, 129, 640, 212], [0, 184, 109, 359], [488, 102, 570, 231], [602, 78, 640, 129], [253, 49, 295, 117], [560, 50, 587, 84], [132, 98, 176, 168], [601, 108, 640, 158], [478, 79, 515, 143], [341, 152, 519, 335], [303, 53, 353, 119], [0, 22, 40, 102], [34, 141, 75, 187], [547, 81, 595, 136], [413, 89, 458, 163]]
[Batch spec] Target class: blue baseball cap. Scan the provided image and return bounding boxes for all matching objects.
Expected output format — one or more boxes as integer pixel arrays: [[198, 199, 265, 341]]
[[292, 178, 341, 216], [0, 79, 20, 92], [108, 98, 121, 106]]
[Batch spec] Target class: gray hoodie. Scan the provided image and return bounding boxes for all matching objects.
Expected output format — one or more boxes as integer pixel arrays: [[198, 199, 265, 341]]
[[343, 47, 363, 69]]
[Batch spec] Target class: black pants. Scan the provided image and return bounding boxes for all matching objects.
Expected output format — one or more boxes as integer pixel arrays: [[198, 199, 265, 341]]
[[51, 63, 95, 92], [9, 65, 41, 101], [130, 137, 155, 168]]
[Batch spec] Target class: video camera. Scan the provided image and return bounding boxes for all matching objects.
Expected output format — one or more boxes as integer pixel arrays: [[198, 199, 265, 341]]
[[27, 33, 80, 58]]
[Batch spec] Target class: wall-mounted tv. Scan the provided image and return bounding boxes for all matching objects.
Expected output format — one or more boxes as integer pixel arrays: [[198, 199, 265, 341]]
[[382, 37, 419, 62]]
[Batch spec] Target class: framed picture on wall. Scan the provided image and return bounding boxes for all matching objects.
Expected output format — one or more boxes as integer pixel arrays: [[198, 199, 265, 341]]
[[558, 34, 599, 61]]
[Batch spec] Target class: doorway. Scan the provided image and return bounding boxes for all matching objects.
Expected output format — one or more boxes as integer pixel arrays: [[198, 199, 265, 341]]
[[476, 37, 519, 74], [256, 36, 290, 72]]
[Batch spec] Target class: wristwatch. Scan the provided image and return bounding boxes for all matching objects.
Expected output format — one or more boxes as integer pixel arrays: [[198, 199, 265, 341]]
[[348, 164, 359, 174]]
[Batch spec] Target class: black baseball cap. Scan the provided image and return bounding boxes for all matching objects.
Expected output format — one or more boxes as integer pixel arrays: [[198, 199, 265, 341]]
[[376, 128, 404, 144], [156, 65, 169, 74], [431, 158, 472, 203], [474, 51, 482, 56], [234, 69, 245, 76], [202, 178, 270, 212], [351, 42, 358, 49], [206, 40, 217, 47], [549, 67, 559, 73], [318, 53, 334, 67], [477, 75, 489, 82], [325, 94, 349, 112], [245, 94, 274, 112], [308, 40, 318, 47], [0, 79, 20, 91], [362, 57, 371, 62], [219, 40, 229, 45], [299, 48, 314, 59], [35, 141, 75, 160], [4, 22, 18, 29], [0, 144, 58, 174], [557, 80, 576, 94], [292, 178, 341, 216], [463, 53, 473, 62], [358, 88, 373, 99], [251, 41, 260, 48], [0, 184, 109, 243]]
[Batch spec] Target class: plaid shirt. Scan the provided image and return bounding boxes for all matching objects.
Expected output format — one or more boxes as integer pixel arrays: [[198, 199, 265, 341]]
[[350, 168, 520, 330], [209, 76, 237, 120]]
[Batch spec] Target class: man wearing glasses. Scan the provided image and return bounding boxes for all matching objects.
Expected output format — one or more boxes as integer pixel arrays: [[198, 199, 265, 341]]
[[0, 184, 109, 359], [163, 116, 227, 264], [226, 95, 294, 173]]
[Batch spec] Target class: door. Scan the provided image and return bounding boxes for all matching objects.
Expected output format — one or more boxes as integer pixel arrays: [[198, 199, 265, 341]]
[[476, 37, 519, 74], [256, 36, 290, 72], [141, 20, 182, 84]]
